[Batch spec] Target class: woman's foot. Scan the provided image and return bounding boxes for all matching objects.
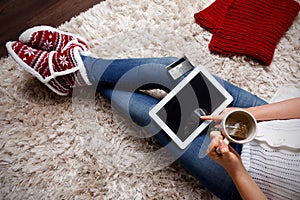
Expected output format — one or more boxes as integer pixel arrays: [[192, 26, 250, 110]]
[[6, 41, 91, 95], [19, 25, 89, 52]]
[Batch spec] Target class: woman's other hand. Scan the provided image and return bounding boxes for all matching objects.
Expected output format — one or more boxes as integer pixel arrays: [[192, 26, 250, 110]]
[[207, 130, 243, 174], [206, 131, 267, 200]]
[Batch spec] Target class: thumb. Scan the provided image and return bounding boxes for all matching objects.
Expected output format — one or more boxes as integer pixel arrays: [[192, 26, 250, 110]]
[[218, 139, 230, 156]]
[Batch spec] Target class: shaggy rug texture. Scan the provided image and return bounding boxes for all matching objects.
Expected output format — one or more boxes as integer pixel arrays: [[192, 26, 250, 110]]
[[0, 0, 299, 199]]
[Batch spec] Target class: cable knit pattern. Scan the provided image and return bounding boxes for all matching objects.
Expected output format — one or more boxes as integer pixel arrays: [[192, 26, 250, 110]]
[[242, 139, 300, 199], [195, 0, 300, 65]]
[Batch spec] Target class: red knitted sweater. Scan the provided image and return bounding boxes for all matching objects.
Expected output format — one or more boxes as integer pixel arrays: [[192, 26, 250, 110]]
[[195, 0, 300, 65]]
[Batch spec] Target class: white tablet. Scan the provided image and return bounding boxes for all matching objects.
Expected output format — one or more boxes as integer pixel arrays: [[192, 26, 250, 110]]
[[149, 59, 233, 149]]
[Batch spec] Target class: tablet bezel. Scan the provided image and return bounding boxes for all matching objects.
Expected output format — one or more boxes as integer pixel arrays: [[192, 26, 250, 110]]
[[149, 65, 233, 149]]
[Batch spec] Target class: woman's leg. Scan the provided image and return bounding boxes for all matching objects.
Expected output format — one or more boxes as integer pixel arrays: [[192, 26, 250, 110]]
[[214, 76, 268, 108], [100, 77, 268, 200], [82, 54, 267, 108], [99, 86, 241, 199], [89, 55, 268, 199], [82, 56, 180, 92]]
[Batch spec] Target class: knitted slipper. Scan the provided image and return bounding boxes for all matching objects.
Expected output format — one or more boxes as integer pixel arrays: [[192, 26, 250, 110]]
[[19, 25, 89, 52], [6, 41, 91, 96]]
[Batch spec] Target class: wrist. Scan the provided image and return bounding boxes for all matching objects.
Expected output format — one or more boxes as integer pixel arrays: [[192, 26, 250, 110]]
[[244, 106, 261, 121], [224, 162, 246, 177]]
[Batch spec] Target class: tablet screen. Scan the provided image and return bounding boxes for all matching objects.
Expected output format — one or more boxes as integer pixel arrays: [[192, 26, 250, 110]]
[[155, 70, 227, 142]]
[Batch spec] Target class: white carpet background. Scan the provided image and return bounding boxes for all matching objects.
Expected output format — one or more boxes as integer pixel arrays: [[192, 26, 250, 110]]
[[0, 0, 299, 199]]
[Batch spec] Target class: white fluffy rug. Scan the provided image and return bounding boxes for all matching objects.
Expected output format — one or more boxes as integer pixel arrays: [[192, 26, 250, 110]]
[[0, 0, 299, 199]]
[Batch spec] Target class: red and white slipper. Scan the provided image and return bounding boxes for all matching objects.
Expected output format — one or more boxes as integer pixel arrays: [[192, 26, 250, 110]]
[[6, 41, 91, 96], [19, 25, 89, 52]]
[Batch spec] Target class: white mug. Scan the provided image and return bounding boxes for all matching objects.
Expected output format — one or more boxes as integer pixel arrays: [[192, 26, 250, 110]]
[[216, 109, 257, 154]]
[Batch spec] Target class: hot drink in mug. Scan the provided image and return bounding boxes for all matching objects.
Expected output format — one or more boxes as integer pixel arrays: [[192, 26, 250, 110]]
[[216, 109, 257, 154]]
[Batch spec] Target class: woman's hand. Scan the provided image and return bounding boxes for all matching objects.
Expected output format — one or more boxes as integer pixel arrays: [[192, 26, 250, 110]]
[[207, 131, 267, 200], [203, 107, 245, 172], [207, 131, 243, 174], [201, 107, 243, 122]]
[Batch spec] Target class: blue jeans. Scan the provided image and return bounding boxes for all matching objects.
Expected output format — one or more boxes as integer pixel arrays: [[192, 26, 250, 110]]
[[82, 55, 267, 199]]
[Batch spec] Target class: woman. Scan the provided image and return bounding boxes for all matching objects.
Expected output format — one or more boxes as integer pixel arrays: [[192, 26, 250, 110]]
[[6, 26, 300, 199], [204, 99, 300, 199]]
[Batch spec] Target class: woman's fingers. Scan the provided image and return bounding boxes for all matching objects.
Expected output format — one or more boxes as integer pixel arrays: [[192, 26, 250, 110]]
[[200, 115, 213, 120], [207, 131, 222, 154], [200, 108, 240, 122], [200, 114, 224, 123], [217, 139, 230, 155], [210, 130, 221, 139]]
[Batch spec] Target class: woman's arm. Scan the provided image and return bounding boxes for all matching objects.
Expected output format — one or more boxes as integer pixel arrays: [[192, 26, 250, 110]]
[[245, 97, 300, 121], [207, 131, 267, 200], [201, 97, 300, 122], [228, 159, 267, 200], [204, 98, 300, 199]]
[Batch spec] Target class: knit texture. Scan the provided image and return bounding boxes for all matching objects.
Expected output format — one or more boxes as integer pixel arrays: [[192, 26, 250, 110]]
[[19, 26, 89, 52], [195, 0, 300, 65], [241, 119, 300, 199], [6, 41, 91, 95], [194, 0, 232, 33]]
